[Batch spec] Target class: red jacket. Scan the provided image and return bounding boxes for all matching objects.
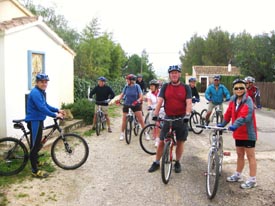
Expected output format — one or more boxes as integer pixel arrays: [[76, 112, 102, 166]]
[[223, 93, 257, 141]]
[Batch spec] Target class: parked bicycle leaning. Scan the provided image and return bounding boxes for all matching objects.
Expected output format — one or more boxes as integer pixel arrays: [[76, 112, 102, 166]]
[[25, 73, 65, 178], [148, 65, 192, 173], [217, 78, 258, 189], [116, 74, 147, 141], [204, 75, 230, 125], [89, 76, 115, 133]]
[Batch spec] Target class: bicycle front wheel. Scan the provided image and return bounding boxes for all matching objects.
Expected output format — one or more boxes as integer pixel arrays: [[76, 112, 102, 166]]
[[139, 124, 161, 155], [125, 117, 132, 144], [189, 112, 203, 134], [0, 137, 28, 176], [95, 113, 101, 136], [216, 111, 223, 124], [51, 134, 89, 170], [161, 141, 173, 184], [133, 119, 140, 136], [206, 149, 220, 199]]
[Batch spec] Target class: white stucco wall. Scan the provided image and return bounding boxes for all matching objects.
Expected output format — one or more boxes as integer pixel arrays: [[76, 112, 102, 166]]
[[1, 24, 74, 137]]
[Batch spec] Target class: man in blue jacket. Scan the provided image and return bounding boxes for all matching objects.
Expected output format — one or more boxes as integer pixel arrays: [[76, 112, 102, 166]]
[[204, 75, 230, 125], [25, 73, 65, 178]]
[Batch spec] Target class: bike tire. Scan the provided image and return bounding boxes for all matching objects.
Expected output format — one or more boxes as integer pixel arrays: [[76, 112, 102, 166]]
[[161, 141, 173, 184], [144, 112, 150, 125], [216, 111, 223, 124], [206, 149, 220, 199], [95, 112, 101, 136], [125, 117, 132, 144], [189, 112, 203, 134], [51, 133, 89, 170], [139, 124, 161, 155], [0, 137, 28, 176], [133, 118, 140, 136], [218, 137, 224, 176], [200, 109, 208, 125]]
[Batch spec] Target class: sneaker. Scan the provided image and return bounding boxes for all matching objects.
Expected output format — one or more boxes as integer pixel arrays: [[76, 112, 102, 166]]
[[32, 170, 49, 178], [174, 161, 182, 173], [240, 180, 257, 189], [148, 162, 160, 173], [145, 132, 150, 141], [226, 174, 243, 182], [119, 134, 124, 141], [108, 128, 112, 133]]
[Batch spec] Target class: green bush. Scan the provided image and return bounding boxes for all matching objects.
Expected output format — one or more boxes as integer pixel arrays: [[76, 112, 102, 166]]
[[62, 99, 94, 125]]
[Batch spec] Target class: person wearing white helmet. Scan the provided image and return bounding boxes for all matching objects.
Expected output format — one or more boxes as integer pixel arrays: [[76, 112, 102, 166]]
[[244, 76, 261, 109]]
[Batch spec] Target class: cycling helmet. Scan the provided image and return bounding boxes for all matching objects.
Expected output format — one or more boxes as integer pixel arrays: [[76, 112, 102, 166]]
[[36, 73, 49, 81], [149, 79, 160, 86], [213, 75, 221, 80], [168, 65, 181, 73], [97, 76, 107, 82], [189, 77, 196, 82], [232, 78, 246, 87], [244, 76, 253, 83], [126, 74, 137, 81]]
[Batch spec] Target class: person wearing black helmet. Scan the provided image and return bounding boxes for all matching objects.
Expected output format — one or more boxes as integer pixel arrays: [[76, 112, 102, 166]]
[[116, 74, 149, 141], [25, 73, 65, 178], [204, 75, 230, 125], [217, 78, 258, 189], [148, 65, 192, 173], [89, 76, 115, 132], [136, 74, 147, 93]]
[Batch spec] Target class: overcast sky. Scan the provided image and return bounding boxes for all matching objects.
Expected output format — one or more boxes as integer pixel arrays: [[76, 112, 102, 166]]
[[35, 0, 275, 77]]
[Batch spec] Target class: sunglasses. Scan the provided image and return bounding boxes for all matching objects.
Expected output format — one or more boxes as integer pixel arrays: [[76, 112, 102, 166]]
[[234, 87, 245, 91]]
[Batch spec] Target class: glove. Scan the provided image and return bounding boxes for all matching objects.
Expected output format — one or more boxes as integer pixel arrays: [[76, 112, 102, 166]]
[[228, 125, 237, 131], [115, 100, 120, 105], [183, 114, 191, 123], [217, 123, 225, 127], [152, 115, 158, 121], [132, 100, 140, 106], [147, 106, 153, 111]]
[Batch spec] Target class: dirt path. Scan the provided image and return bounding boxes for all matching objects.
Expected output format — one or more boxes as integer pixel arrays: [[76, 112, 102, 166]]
[[3, 106, 275, 206]]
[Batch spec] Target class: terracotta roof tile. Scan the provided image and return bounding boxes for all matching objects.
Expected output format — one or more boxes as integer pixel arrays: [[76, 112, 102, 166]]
[[0, 16, 38, 31], [193, 65, 240, 76]]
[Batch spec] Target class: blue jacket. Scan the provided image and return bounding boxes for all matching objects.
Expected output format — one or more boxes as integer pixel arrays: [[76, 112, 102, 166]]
[[25, 86, 58, 121], [205, 84, 230, 104]]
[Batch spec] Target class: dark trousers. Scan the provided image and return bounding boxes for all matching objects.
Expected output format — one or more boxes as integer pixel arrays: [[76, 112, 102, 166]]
[[27, 121, 43, 173]]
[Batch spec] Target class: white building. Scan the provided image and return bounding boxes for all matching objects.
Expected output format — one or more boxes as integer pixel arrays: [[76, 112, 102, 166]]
[[0, 0, 75, 137]]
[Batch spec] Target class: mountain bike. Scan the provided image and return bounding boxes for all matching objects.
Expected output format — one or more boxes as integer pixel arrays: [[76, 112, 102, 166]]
[[189, 103, 203, 134], [160, 117, 184, 184], [89, 99, 109, 136], [0, 118, 89, 176], [196, 124, 228, 199], [125, 107, 140, 144], [201, 103, 223, 125], [139, 120, 162, 155]]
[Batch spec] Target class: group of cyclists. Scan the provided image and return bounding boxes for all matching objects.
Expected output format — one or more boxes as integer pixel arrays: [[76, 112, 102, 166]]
[[29, 68, 261, 190]]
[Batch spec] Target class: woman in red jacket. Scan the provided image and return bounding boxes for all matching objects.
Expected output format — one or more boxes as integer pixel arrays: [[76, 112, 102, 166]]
[[218, 79, 257, 189]]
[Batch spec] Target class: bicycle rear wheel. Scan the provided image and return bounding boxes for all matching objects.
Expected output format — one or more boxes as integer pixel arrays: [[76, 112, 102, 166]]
[[125, 117, 132, 144], [139, 124, 160, 155], [95, 113, 101, 136], [0, 137, 28, 176], [161, 141, 173, 184], [189, 112, 203, 134], [51, 134, 89, 170], [206, 149, 220, 199], [200, 109, 208, 125]]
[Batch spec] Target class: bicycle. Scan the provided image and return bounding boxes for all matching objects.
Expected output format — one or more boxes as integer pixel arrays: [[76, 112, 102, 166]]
[[201, 103, 223, 125], [125, 106, 140, 144], [196, 124, 228, 199], [160, 117, 184, 184], [0, 118, 89, 176], [89, 99, 109, 136], [189, 102, 203, 134]]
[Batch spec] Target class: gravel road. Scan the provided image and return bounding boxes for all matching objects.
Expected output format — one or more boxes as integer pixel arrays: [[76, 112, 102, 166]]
[[3, 105, 275, 206]]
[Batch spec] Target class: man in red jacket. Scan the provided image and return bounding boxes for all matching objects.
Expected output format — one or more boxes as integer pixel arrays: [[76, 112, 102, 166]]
[[218, 79, 257, 189]]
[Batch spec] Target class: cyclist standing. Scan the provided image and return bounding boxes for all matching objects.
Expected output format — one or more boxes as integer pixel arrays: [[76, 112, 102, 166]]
[[244, 76, 261, 109], [89, 76, 115, 132], [204, 75, 230, 125], [25, 73, 65, 178], [217, 79, 258, 189], [116, 74, 148, 141], [188, 77, 200, 103], [148, 65, 192, 173]]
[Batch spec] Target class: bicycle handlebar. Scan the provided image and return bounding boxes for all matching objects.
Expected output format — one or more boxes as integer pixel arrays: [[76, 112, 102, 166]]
[[195, 124, 227, 131], [88, 99, 110, 104]]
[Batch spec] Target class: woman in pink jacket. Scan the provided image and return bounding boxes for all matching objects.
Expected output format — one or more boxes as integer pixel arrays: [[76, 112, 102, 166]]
[[218, 79, 257, 189]]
